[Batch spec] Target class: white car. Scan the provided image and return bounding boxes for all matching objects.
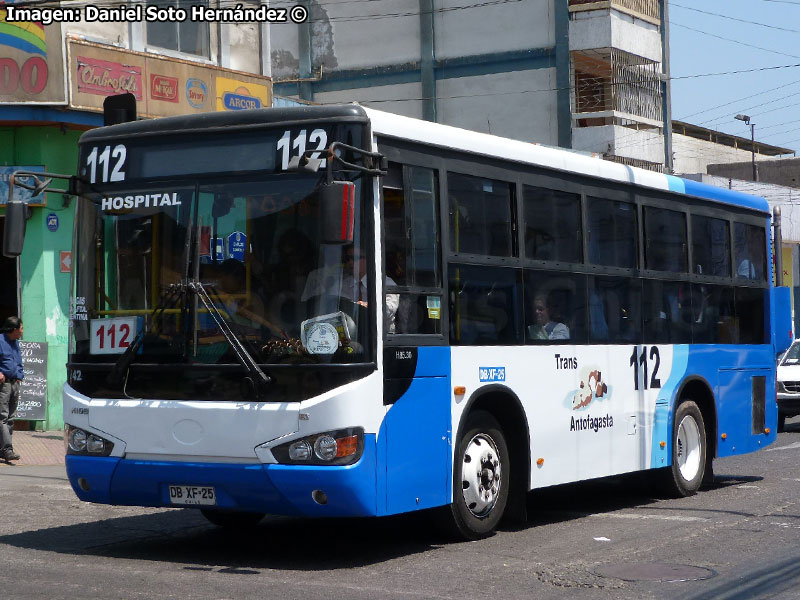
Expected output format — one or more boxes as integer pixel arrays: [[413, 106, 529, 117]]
[[777, 339, 800, 432]]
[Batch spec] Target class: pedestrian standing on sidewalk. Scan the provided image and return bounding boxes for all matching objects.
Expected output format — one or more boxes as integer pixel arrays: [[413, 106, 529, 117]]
[[0, 316, 23, 463]]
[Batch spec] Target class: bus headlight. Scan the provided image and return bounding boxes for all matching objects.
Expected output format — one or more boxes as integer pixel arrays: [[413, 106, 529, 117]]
[[273, 427, 364, 466], [65, 425, 114, 456], [288, 440, 312, 461], [314, 435, 338, 461], [68, 428, 87, 452]]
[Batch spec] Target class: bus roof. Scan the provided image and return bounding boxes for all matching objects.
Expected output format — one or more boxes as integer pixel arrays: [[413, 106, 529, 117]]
[[362, 106, 771, 215], [79, 103, 769, 215]]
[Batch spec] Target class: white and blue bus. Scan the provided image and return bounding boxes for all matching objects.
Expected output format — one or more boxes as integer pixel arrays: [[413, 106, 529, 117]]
[[16, 104, 791, 538]]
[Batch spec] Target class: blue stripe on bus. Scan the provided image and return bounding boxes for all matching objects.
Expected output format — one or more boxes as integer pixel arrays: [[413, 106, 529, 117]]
[[65, 435, 379, 517], [414, 346, 451, 377], [649, 344, 777, 470], [650, 345, 689, 469], [666, 175, 769, 213]]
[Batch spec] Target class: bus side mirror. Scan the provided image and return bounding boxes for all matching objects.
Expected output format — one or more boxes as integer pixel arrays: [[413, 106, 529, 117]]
[[319, 181, 355, 244], [3, 201, 27, 258]]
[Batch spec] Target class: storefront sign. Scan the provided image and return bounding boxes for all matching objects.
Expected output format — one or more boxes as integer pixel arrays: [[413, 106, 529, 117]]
[[150, 73, 179, 103], [76, 54, 143, 99], [60, 250, 72, 272], [68, 39, 272, 119], [186, 78, 208, 109], [0, 12, 66, 104], [17, 341, 47, 421], [0, 166, 46, 206], [216, 76, 270, 112]]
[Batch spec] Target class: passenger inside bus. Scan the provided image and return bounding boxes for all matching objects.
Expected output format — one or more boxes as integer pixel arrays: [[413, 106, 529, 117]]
[[528, 293, 570, 341]]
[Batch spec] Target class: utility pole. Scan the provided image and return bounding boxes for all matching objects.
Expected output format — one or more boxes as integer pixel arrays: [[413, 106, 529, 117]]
[[735, 114, 758, 181]]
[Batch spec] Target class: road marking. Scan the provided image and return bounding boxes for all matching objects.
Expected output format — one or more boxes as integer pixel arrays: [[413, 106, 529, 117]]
[[766, 441, 800, 452], [772, 522, 800, 529], [592, 513, 708, 522]]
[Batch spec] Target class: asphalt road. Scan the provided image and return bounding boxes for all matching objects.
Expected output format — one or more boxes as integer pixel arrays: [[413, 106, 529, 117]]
[[3, 421, 800, 600]]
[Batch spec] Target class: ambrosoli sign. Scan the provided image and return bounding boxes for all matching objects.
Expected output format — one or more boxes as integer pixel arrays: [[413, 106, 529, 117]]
[[0, 8, 66, 104]]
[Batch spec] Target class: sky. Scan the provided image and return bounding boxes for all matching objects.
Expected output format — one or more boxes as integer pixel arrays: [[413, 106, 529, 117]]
[[669, 0, 800, 155]]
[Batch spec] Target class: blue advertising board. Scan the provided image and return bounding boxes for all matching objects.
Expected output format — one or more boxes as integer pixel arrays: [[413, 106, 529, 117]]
[[0, 166, 46, 206]]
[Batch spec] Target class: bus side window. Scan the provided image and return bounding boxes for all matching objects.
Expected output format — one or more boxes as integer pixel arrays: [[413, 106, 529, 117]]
[[736, 287, 768, 344], [523, 186, 582, 264], [587, 197, 637, 269], [693, 284, 736, 343], [448, 264, 522, 345], [448, 173, 515, 257], [523, 270, 587, 344], [383, 162, 443, 336], [642, 280, 693, 344], [734, 223, 766, 281], [589, 276, 642, 343], [644, 206, 687, 273], [692, 215, 730, 277]]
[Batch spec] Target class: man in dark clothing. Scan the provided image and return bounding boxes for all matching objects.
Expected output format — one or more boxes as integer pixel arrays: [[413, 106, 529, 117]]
[[0, 316, 24, 463]]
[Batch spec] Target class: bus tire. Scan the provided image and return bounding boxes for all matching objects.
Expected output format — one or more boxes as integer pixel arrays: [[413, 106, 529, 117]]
[[200, 509, 265, 529], [445, 410, 509, 540], [662, 400, 706, 497]]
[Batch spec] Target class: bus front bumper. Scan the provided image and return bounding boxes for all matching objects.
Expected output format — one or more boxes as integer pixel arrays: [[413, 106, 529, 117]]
[[65, 434, 378, 517]]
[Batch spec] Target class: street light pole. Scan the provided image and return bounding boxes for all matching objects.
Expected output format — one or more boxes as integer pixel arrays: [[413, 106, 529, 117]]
[[735, 114, 758, 181]]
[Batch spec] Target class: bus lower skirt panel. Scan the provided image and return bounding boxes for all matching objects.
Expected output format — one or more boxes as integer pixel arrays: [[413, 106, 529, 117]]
[[64, 435, 378, 517]]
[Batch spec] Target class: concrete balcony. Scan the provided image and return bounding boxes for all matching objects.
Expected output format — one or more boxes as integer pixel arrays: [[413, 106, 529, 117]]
[[572, 124, 665, 170], [568, 2, 662, 63]]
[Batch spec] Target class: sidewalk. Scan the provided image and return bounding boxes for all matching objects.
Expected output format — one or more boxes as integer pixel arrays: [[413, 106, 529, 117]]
[[0, 430, 65, 467]]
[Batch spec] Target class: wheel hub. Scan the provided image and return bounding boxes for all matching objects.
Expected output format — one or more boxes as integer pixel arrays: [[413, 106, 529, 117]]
[[676, 414, 701, 481], [461, 433, 502, 517]]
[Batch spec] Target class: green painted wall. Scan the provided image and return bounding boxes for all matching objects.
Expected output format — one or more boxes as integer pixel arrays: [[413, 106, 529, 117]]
[[1, 125, 84, 431]]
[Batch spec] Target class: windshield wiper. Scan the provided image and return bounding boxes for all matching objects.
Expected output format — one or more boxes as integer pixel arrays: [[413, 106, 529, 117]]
[[106, 283, 184, 387], [187, 280, 272, 396]]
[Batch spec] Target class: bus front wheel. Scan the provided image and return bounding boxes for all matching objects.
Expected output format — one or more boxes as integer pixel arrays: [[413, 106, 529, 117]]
[[445, 410, 509, 540], [662, 400, 707, 497]]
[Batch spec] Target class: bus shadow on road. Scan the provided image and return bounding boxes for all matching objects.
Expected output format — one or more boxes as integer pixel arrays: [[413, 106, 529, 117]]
[[0, 508, 455, 570], [504, 470, 764, 531], [0, 471, 768, 569], [513, 472, 665, 528]]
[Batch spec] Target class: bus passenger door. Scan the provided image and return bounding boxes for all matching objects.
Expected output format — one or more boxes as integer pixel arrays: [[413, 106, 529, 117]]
[[381, 346, 451, 515]]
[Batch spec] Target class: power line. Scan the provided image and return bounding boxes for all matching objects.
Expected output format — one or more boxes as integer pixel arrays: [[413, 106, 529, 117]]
[[671, 2, 800, 34], [671, 21, 800, 61]]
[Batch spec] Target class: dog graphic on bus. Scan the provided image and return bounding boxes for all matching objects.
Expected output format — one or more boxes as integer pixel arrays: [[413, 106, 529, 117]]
[[572, 369, 608, 410]]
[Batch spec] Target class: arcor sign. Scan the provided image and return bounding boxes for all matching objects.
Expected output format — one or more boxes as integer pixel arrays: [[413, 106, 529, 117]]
[[0, 12, 66, 104]]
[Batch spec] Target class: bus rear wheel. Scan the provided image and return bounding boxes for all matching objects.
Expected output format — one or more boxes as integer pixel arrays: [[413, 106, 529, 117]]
[[200, 509, 265, 529], [661, 400, 706, 497], [445, 410, 509, 540]]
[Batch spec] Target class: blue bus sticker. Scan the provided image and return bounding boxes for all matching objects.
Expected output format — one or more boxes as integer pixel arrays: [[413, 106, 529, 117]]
[[227, 231, 246, 261], [46, 213, 59, 232], [479, 367, 506, 382]]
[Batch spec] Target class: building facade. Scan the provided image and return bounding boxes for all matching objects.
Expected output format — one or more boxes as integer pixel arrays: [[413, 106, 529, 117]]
[[272, 0, 672, 170], [0, 5, 272, 430]]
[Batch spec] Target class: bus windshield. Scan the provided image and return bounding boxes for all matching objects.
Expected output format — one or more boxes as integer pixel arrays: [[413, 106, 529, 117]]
[[69, 173, 371, 400]]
